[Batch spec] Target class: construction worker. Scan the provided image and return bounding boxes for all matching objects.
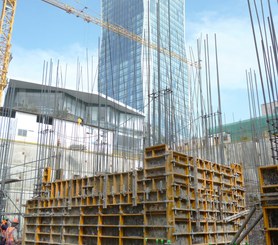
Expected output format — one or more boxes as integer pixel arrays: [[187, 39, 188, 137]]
[[5, 218, 19, 245], [77, 117, 84, 126], [0, 218, 8, 244]]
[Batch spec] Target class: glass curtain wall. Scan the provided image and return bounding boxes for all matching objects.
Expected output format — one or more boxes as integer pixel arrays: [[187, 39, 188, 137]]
[[99, 0, 188, 148]]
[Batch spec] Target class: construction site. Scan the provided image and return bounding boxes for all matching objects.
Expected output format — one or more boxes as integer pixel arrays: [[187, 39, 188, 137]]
[[0, 0, 277, 244]]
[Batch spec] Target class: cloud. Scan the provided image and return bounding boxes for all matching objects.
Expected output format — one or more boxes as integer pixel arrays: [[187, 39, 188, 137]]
[[186, 11, 257, 90], [8, 44, 99, 92], [185, 7, 277, 122]]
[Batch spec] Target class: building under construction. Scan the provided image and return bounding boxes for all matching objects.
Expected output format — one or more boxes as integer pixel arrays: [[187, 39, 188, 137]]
[[0, 0, 277, 244], [23, 144, 247, 245]]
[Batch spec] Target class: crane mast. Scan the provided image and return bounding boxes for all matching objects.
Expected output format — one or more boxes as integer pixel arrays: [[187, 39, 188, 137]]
[[42, 0, 198, 68], [0, 0, 16, 104]]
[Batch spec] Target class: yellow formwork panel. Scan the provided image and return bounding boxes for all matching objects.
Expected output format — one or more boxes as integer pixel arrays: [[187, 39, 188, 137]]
[[43, 167, 52, 183], [23, 144, 247, 245], [259, 165, 278, 245]]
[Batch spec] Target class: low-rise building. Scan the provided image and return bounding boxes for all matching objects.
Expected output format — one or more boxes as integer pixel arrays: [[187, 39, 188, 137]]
[[0, 79, 144, 220]]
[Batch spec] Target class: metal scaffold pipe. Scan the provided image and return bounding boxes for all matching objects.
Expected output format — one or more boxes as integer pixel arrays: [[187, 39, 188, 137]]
[[235, 212, 263, 245], [229, 205, 257, 245]]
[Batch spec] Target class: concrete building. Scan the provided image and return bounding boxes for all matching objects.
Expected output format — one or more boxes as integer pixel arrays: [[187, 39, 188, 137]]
[[211, 116, 270, 143], [99, 0, 188, 146], [261, 101, 278, 116]]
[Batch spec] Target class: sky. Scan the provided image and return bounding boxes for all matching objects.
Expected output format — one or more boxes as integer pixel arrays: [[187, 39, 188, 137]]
[[7, 0, 277, 123]]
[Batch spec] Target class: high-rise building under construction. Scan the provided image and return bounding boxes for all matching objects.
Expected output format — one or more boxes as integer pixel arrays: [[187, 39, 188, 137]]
[[99, 0, 188, 146]]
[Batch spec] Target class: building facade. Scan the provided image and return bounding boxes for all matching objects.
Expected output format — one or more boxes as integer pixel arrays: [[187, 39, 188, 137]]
[[1, 79, 144, 219], [99, 0, 188, 147], [261, 101, 278, 116]]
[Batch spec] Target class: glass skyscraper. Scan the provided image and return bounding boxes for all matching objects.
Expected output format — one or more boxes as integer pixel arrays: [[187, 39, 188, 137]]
[[99, 0, 188, 147]]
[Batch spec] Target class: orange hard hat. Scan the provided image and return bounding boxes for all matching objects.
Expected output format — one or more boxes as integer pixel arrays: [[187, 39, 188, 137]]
[[12, 218, 19, 223]]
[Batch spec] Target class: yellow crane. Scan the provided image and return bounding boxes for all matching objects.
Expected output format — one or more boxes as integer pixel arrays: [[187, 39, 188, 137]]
[[0, 0, 198, 104], [42, 0, 198, 68], [0, 0, 17, 104]]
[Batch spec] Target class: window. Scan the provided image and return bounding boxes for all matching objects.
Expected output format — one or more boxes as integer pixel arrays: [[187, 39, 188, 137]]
[[36, 115, 53, 125], [0, 108, 16, 118], [18, 129, 27, 137]]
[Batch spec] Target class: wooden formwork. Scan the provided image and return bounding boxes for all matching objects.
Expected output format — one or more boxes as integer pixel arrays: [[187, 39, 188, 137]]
[[23, 144, 247, 245], [259, 165, 278, 245]]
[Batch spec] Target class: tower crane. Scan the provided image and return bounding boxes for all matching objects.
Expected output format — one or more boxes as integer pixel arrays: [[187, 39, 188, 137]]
[[0, 0, 198, 104], [0, 0, 16, 104], [42, 0, 199, 68]]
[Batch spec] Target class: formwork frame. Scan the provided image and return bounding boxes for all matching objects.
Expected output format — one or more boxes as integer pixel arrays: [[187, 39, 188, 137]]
[[259, 165, 278, 245], [23, 144, 247, 245]]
